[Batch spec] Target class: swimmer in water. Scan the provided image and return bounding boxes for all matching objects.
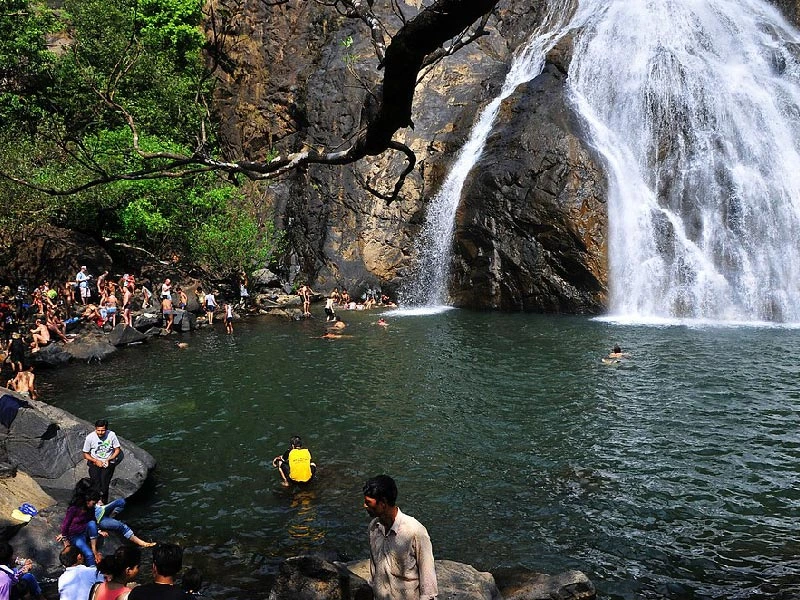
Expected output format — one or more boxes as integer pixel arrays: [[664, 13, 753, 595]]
[[607, 345, 631, 359]]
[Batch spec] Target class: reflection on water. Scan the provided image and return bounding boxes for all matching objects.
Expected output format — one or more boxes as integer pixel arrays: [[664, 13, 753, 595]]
[[287, 489, 326, 546], [42, 311, 800, 599]]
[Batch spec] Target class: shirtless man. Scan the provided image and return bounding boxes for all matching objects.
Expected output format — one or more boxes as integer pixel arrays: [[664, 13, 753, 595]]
[[29, 319, 50, 352], [122, 284, 133, 326], [298, 284, 314, 317], [161, 295, 174, 333], [8, 365, 37, 400]]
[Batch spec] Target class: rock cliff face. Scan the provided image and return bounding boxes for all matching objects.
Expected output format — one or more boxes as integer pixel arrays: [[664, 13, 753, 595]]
[[207, 0, 800, 313]]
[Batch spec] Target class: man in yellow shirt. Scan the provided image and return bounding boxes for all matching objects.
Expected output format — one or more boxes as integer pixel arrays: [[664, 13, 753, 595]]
[[272, 435, 317, 487]]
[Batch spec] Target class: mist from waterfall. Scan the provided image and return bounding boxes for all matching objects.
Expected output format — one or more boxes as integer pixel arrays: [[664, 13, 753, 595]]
[[568, 0, 800, 322], [398, 3, 578, 309]]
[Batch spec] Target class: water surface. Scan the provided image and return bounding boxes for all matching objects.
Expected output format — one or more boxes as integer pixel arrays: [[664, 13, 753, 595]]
[[42, 311, 800, 599]]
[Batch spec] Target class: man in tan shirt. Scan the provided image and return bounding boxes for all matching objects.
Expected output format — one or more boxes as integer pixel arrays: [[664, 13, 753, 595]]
[[363, 475, 438, 600]]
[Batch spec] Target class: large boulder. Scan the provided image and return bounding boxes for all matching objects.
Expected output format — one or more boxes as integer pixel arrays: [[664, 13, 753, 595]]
[[452, 41, 607, 313], [269, 556, 500, 600], [61, 330, 117, 363], [133, 312, 161, 331], [495, 570, 596, 600], [0, 390, 155, 501], [267, 556, 593, 600], [268, 555, 373, 600], [108, 323, 148, 346]]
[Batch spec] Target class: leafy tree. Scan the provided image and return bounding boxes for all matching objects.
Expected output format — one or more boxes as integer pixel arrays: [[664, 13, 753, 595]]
[[0, 0, 55, 128]]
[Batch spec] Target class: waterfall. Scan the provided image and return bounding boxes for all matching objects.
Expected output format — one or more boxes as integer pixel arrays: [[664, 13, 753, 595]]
[[568, 0, 800, 322], [401, 0, 800, 322], [399, 2, 579, 309]]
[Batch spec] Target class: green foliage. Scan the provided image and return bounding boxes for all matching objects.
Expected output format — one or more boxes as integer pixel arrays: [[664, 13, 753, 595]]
[[0, 0, 56, 127], [0, 0, 286, 276], [191, 205, 286, 276], [138, 0, 205, 64]]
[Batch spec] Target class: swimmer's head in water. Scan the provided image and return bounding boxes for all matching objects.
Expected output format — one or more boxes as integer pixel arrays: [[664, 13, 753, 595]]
[[613, 345, 621, 353]]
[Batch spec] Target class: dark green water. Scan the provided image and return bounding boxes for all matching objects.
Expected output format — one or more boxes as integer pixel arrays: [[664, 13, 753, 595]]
[[42, 310, 800, 599]]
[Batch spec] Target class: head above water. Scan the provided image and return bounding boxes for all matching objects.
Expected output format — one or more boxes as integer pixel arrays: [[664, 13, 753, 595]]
[[290, 435, 302, 449], [613, 345, 622, 354]]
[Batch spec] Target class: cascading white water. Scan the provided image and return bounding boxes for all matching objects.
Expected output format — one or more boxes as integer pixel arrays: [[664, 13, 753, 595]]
[[399, 3, 578, 308], [402, 0, 800, 322], [568, 0, 800, 322]]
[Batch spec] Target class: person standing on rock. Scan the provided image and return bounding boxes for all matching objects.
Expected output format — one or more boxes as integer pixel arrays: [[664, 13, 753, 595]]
[[76, 265, 93, 305], [363, 474, 438, 600], [122, 283, 133, 327], [161, 294, 174, 333], [204, 290, 217, 325], [8, 332, 25, 373], [298, 284, 314, 317], [83, 419, 121, 503], [160, 278, 172, 301]]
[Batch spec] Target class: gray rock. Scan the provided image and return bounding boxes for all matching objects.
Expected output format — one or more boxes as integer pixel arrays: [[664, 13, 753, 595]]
[[268, 555, 372, 600], [108, 323, 148, 346], [133, 312, 161, 331], [251, 268, 281, 289], [62, 331, 117, 363], [268, 556, 502, 600], [173, 309, 196, 332], [32, 343, 72, 367], [496, 570, 596, 600], [0, 390, 155, 501]]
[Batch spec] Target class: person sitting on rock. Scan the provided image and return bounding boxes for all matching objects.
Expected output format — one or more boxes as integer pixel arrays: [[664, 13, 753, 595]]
[[272, 435, 317, 487], [56, 487, 101, 567], [86, 489, 156, 554], [29, 318, 50, 352]]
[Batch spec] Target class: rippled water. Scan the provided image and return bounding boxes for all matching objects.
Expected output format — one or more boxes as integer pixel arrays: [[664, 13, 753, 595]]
[[42, 311, 800, 599]]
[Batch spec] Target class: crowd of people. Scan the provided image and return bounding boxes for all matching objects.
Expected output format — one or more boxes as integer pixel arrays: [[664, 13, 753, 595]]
[[0, 418, 200, 600], [0, 267, 253, 387], [0, 267, 419, 599]]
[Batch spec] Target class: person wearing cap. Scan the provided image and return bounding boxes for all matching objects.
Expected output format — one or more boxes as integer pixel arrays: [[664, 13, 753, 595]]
[[75, 266, 92, 305], [272, 436, 316, 487]]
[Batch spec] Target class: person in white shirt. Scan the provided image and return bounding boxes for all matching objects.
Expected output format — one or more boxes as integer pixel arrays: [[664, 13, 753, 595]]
[[82, 419, 122, 503], [57, 545, 103, 600]]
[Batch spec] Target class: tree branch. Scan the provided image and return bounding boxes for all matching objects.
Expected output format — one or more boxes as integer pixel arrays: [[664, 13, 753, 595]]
[[3, 0, 501, 202]]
